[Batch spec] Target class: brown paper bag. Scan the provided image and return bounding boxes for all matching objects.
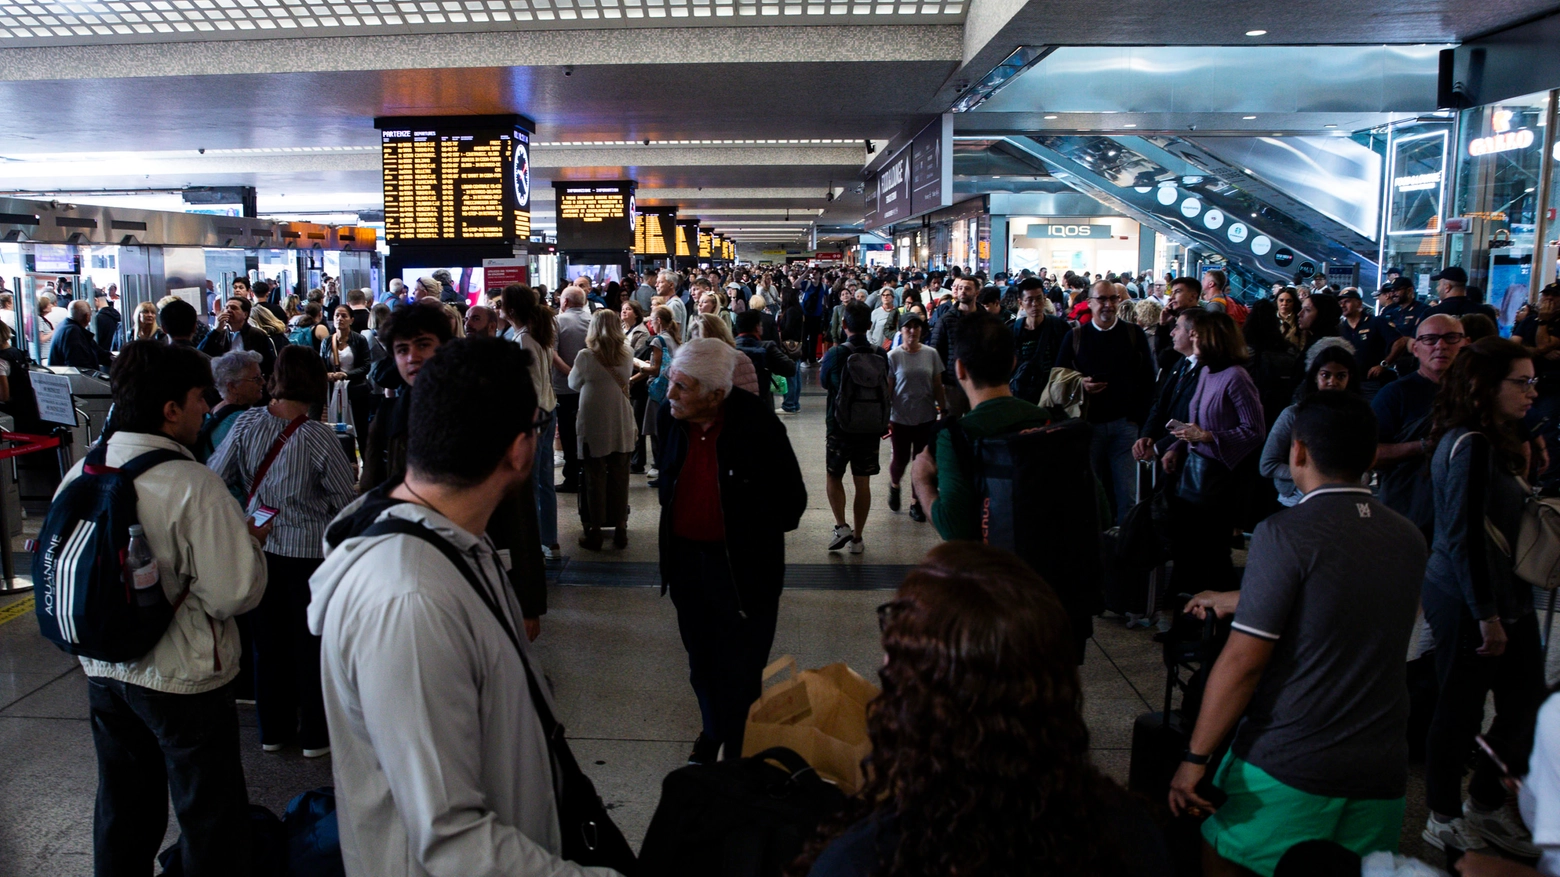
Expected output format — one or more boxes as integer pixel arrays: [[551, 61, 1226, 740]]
[[741, 655, 879, 794]]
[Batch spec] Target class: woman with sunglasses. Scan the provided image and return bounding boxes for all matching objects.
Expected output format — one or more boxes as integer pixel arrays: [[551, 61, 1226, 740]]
[[1420, 337, 1549, 856], [799, 542, 1170, 877]]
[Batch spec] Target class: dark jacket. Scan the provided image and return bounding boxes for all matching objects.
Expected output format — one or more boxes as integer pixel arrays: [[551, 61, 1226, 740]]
[[356, 392, 548, 618], [47, 318, 110, 370], [656, 388, 807, 601], [1009, 314, 1070, 403], [92, 305, 121, 355], [198, 322, 277, 376], [735, 333, 797, 408], [320, 331, 373, 387], [1141, 355, 1201, 453]]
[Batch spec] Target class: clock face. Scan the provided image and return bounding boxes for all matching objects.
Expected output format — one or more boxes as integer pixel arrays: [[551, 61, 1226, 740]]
[[513, 139, 531, 209]]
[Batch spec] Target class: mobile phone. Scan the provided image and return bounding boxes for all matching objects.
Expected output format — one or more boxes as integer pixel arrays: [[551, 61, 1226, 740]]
[[1476, 734, 1525, 791], [250, 505, 279, 527], [1167, 419, 1188, 432]]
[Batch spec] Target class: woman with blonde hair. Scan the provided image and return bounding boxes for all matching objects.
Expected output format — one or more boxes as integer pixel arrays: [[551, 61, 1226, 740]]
[[690, 312, 759, 395], [568, 309, 636, 549], [125, 300, 167, 344]]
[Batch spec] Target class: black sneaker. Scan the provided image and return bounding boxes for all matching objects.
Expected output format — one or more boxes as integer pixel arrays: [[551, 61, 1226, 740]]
[[687, 733, 720, 765], [888, 485, 901, 512], [908, 502, 926, 523]]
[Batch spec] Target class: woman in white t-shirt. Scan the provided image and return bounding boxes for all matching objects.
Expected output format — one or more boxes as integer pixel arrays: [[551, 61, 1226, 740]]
[[885, 314, 945, 523]]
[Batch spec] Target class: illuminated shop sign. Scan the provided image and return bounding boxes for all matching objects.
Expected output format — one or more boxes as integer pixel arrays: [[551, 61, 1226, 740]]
[[1393, 172, 1442, 192], [1468, 109, 1535, 157], [1026, 223, 1112, 238]]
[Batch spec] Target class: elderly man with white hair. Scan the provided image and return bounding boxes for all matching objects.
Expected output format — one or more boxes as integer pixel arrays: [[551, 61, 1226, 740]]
[[47, 297, 110, 370], [654, 338, 808, 764]]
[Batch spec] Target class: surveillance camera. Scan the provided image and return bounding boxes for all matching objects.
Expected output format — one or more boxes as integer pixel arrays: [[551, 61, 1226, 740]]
[[643, 138, 651, 146], [198, 148, 205, 154], [1188, 124, 1197, 131], [563, 66, 574, 76]]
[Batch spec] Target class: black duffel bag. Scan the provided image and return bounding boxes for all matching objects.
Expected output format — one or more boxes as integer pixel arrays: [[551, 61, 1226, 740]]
[[637, 747, 846, 877]]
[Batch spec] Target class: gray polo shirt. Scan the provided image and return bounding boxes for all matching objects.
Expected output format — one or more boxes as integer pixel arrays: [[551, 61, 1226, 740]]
[[1229, 485, 1427, 799]]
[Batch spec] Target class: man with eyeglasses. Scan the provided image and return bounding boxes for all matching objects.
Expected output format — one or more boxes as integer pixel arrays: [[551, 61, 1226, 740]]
[[1371, 314, 1470, 536], [1056, 280, 1156, 524]]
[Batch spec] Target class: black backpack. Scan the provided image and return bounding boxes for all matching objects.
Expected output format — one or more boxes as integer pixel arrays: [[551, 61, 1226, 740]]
[[637, 746, 846, 877], [948, 418, 1104, 645], [34, 443, 187, 662], [833, 343, 892, 435]]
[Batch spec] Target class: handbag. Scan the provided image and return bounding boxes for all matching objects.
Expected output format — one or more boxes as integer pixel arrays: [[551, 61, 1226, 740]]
[[360, 518, 637, 873], [1175, 450, 1232, 508], [1452, 432, 1560, 590], [647, 336, 673, 404]]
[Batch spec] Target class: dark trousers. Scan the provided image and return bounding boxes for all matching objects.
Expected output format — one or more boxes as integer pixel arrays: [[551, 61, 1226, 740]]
[[667, 537, 781, 758], [1423, 602, 1546, 817], [630, 391, 649, 471], [556, 393, 582, 486], [88, 677, 251, 877], [802, 315, 822, 363], [254, 553, 327, 750], [579, 450, 630, 528], [888, 420, 937, 487], [1167, 494, 1236, 595]]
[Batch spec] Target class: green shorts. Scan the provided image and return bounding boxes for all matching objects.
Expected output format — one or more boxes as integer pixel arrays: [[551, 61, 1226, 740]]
[[1201, 754, 1405, 877]]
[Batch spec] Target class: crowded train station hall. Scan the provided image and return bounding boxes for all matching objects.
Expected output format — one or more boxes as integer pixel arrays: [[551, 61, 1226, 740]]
[[3, 4, 1560, 876]]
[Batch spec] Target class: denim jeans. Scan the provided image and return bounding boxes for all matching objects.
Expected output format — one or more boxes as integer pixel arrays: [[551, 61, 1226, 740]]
[[1090, 417, 1139, 525], [533, 414, 558, 546], [782, 370, 802, 412], [88, 677, 251, 877]]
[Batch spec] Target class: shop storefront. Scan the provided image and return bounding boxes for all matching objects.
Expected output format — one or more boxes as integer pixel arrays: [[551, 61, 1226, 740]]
[[1007, 216, 1143, 278], [1446, 89, 1560, 328], [883, 198, 991, 273]]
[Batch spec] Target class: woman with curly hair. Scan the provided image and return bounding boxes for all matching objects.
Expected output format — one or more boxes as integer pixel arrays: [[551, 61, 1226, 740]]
[[1420, 337, 1550, 854], [797, 542, 1170, 877]]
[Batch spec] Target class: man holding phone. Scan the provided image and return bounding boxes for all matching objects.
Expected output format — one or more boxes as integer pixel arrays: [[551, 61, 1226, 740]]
[[198, 297, 276, 376], [1055, 279, 1156, 524]]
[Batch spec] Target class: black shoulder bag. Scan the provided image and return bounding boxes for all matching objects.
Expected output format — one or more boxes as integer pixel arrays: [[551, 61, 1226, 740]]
[[362, 518, 637, 874]]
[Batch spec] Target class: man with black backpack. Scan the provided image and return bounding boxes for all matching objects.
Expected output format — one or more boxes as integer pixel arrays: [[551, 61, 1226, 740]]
[[819, 301, 892, 554], [43, 341, 270, 875], [733, 309, 796, 411], [310, 338, 629, 877]]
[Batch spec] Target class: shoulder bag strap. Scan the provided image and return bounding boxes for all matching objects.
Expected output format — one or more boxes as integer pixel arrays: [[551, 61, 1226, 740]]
[[604, 356, 631, 400], [360, 517, 564, 742], [247, 415, 309, 505]]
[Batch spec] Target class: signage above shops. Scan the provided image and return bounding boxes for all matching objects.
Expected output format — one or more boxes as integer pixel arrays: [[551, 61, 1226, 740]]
[[1024, 223, 1113, 239], [1468, 109, 1535, 157], [864, 114, 953, 232]]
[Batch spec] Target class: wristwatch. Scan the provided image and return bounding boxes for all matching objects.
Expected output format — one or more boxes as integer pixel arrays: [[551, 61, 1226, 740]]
[[1182, 750, 1212, 765]]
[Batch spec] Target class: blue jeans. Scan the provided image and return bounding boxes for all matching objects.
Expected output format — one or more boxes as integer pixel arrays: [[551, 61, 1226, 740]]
[[1090, 417, 1138, 525], [782, 371, 802, 412], [533, 413, 558, 547]]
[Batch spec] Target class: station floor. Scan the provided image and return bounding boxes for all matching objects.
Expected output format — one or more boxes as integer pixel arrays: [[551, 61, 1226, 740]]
[[0, 372, 1556, 874]]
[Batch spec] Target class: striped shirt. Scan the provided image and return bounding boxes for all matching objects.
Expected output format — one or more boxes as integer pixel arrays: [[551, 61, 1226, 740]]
[[209, 408, 358, 559]]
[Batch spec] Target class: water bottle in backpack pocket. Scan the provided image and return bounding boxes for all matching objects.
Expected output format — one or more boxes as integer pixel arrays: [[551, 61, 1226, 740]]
[[34, 444, 188, 663]]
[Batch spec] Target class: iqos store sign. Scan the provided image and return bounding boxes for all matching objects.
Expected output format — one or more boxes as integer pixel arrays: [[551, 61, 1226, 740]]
[[1468, 109, 1536, 157], [1027, 223, 1112, 238]]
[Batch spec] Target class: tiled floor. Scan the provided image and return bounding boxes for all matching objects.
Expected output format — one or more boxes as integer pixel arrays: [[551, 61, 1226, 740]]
[[0, 373, 1554, 873]]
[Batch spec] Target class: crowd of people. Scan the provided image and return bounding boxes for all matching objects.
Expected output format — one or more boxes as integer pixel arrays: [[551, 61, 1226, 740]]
[[28, 258, 1560, 877]]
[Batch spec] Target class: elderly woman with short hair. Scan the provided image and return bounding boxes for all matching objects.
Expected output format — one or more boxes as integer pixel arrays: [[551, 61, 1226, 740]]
[[198, 349, 265, 464]]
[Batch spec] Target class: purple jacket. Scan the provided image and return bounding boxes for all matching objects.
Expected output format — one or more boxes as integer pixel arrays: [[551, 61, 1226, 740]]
[[1177, 364, 1266, 470]]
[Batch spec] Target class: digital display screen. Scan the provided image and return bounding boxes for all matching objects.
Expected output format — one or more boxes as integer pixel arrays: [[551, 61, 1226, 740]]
[[380, 124, 531, 243], [677, 221, 701, 259], [554, 181, 635, 251], [565, 264, 623, 286], [634, 209, 676, 256], [698, 231, 713, 259]]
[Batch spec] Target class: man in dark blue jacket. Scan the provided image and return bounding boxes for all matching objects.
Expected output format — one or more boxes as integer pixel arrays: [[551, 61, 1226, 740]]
[[48, 299, 111, 371], [798, 269, 828, 364], [657, 338, 806, 764]]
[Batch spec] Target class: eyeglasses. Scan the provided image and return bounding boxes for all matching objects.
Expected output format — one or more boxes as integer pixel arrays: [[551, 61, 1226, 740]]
[[1505, 377, 1540, 389], [1415, 332, 1466, 347]]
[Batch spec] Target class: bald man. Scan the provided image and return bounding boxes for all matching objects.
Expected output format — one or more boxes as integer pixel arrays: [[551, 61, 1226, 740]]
[[1370, 314, 1469, 532]]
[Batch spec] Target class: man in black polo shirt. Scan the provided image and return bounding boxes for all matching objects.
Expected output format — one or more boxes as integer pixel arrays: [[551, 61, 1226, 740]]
[[1337, 289, 1394, 399], [1056, 280, 1155, 524]]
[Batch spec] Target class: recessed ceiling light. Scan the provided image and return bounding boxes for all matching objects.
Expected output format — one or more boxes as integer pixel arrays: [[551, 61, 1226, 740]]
[[1272, 132, 1283, 136], [1324, 124, 1338, 128], [1245, 29, 1266, 36], [1043, 114, 1058, 120], [1122, 123, 1138, 128], [1242, 115, 1257, 120]]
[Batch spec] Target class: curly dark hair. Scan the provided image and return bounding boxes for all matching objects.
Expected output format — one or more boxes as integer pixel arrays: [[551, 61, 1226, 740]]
[[792, 542, 1127, 877], [1428, 336, 1531, 473]]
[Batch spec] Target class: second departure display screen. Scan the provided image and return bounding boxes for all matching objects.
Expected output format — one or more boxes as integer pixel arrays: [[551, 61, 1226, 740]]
[[554, 181, 635, 251], [380, 125, 531, 244]]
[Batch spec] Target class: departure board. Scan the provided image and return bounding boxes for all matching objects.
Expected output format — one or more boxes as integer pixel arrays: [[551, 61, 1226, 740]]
[[674, 225, 691, 257], [698, 231, 713, 259], [553, 180, 635, 251], [634, 209, 676, 256], [379, 120, 531, 244]]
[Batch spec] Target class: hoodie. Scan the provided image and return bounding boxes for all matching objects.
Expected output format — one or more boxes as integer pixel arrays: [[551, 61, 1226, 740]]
[[309, 498, 619, 877]]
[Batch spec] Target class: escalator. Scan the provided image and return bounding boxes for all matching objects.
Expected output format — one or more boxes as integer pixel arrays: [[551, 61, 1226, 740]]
[[1002, 133, 1382, 299]]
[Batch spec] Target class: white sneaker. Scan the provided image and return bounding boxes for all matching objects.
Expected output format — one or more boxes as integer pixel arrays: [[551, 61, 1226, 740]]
[[827, 524, 853, 551], [849, 538, 864, 555], [1422, 815, 1489, 852], [262, 742, 286, 753], [541, 544, 561, 561], [302, 746, 331, 759], [1464, 800, 1541, 857]]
